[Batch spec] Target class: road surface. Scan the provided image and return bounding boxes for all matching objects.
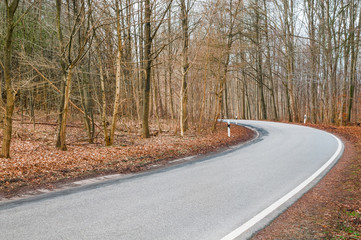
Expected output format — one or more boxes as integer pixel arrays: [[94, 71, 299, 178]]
[[0, 120, 343, 240]]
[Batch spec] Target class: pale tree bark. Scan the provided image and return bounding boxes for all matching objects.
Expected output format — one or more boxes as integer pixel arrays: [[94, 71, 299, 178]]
[[180, 0, 189, 136], [55, 0, 74, 151], [283, 0, 298, 122], [339, 0, 349, 125], [97, 46, 110, 145], [238, 8, 247, 120], [59, 66, 74, 151], [305, 0, 318, 123], [167, 8, 175, 120], [109, 0, 123, 145], [56, 0, 94, 150], [325, 0, 334, 123], [319, 0, 328, 123], [347, 0, 361, 123]]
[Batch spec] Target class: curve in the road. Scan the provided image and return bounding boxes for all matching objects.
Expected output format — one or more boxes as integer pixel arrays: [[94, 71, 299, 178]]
[[221, 120, 343, 239], [0, 121, 344, 240]]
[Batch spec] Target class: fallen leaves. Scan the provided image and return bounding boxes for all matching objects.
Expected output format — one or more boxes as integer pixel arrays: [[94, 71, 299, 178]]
[[0, 122, 254, 198]]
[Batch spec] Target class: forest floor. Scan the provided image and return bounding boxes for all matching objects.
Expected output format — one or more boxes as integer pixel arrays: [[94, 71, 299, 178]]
[[0, 120, 254, 199], [253, 124, 361, 240]]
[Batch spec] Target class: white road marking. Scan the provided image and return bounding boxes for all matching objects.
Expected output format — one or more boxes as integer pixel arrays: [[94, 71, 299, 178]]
[[169, 156, 194, 163], [220, 133, 343, 240]]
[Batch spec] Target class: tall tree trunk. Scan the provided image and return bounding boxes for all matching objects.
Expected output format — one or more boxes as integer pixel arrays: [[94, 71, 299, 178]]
[[97, 47, 110, 145], [347, 0, 361, 123], [339, 0, 349, 125], [305, 0, 318, 123], [109, 0, 123, 145], [55, 0, 67, 149], [167, 9, 175, 120], [56, 0, 92, 149], [264, 0, 278, 120], [180, 0, 189, 136], [283, 0, 297, 122], [80, 1, 94, 143], [326, 0, 334, 123], [142, 0, 152, 138], [2, 0, 20, 158], [255, 0, 267, 120]]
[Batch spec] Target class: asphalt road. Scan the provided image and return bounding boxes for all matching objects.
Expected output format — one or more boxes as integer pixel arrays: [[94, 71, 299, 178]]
[[0, 121, 343, 240]]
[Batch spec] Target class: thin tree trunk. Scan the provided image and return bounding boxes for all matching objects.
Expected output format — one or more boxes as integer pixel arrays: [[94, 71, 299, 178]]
[[167, 9, 175, 120], [305, 0, 318, 123], [198, 35, 210, 133], [58, 66, 74, 151], [180, 0, 189, 136], [283, 0, 297, 122], [264, 0, 278, 120], [109, 0, 123, 145], [97, 48, 110, 145], [153, 67, 162, 132], [255, 0, 267, 120], [55, 0, 67, 149], [142, 0, 152, 138]]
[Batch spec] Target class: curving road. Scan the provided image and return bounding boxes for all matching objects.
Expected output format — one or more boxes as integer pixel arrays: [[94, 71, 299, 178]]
[[0, 121, 343, 240]]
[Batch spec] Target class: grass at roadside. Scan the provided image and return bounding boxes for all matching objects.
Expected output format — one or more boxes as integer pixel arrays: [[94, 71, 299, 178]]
[[0, 122, 254, 199]]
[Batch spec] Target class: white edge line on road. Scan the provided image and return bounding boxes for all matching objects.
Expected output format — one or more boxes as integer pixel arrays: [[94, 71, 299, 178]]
[[220, 133, 343, 240]]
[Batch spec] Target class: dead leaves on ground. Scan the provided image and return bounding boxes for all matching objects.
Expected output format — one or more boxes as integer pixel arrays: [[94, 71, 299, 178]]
[[299, 125, 361, 239], [0, 122, 254, 197]]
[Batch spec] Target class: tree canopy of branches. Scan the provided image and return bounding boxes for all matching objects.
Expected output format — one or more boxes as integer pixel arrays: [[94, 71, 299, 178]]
[[0, 0, 360, 158]]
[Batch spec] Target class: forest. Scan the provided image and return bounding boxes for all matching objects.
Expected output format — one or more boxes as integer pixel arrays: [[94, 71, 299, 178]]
[[1, 0, 360, 158]]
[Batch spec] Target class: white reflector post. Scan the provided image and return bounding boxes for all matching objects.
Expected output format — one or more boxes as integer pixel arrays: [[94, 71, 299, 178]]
[[227, 120, 231, 137]]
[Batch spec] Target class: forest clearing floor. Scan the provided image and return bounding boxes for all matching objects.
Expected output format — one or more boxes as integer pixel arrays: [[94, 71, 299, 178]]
[[0, 121, 254, 200], [253, 124, 361, 240]]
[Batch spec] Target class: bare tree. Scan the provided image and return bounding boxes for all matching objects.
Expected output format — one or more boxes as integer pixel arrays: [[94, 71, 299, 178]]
[[55, 0, 94, 150], [142, 0, 173, 138], [179, 0, 190, 136], [1, 0, 20, 158]]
